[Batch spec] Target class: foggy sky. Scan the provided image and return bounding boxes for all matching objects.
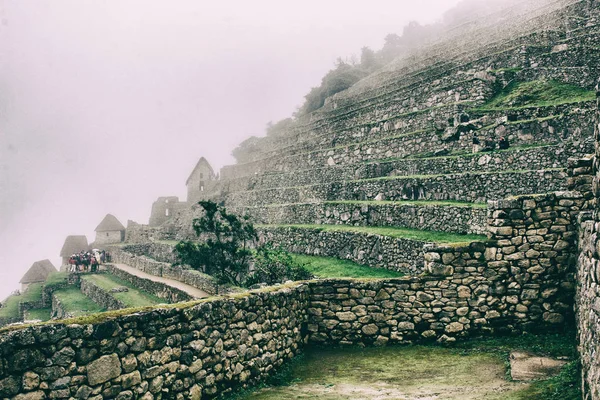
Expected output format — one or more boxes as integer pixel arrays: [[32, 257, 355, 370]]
[[0, 0, 467, 299]]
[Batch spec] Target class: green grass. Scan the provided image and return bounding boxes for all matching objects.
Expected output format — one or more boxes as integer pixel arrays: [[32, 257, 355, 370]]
[[82, 274, 163, 307], [476, 79, 595, 111], [324, 200, 487, 208], [53, 287, 104, 317], [291, 255, 404, 279], [0, 283, 45, 320], [232, 333, 578, 400], [258, 224, 487, 244], [25, 308, 52, 322], [45, 271, 68, 288], [0, 295, 21, 319]]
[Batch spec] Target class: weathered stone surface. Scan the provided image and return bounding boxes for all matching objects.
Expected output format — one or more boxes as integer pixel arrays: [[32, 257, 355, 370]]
[[510, 352, 567, 381], [86, 353, 122, 386]]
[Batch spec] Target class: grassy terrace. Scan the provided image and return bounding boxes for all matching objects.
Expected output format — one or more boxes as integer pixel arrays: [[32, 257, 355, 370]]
[[25, 308, 51, 322], [0, 283, 44, 320], [248, 200, 487, 209], [474, 79, 595, 111], [405, 143, 558, 161], [257, 224, 487, 244], [354, 167, 563, 183], [292, 255, 404, 279], [53, 287, 104, 317], [324, 200, 487, 208], [82, 274, 163, 308]]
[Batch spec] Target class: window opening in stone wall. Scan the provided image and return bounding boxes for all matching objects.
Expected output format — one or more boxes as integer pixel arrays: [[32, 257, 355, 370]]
[[165, 209, 170, 216], [200, 181, 204, 191]]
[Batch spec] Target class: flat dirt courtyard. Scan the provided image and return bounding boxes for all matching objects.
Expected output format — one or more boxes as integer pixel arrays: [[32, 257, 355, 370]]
[[240, 345, 536, 400]]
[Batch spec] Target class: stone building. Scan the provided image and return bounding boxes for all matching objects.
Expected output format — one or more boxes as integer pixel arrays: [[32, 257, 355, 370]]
[[59, 235, 89, 267], [186, 157, 216, 204], [19, 259, 56, 291], [94, 214, 125, 245], [148, 196, 188, 227]]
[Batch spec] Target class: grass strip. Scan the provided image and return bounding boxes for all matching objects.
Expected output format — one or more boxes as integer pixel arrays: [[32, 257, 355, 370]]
[[82, 274, 163, 308], [257, 224, 487, 244], [291, 254, 404, 279], [53, 287, 104, 317]]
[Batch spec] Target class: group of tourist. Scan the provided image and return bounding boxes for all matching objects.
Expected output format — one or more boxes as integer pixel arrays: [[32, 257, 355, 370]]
[[67, 250, 110, 273], [472, 133, 510, 153]]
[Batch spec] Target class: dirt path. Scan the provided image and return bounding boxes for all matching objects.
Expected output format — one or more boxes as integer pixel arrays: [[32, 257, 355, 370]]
[[111, 263, 210, 299]]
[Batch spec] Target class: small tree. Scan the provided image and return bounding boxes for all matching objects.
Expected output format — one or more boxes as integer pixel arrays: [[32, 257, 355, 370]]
[[174, 201, 257, 287], [245, 245, 313, 287]]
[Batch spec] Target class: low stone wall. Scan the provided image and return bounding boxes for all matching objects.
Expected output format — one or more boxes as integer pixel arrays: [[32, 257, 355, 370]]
[[122, 243, 178, 264], [238, 202, 487, 235], [19, 300, 45, 320], [0, 284, 310, 400], [110, 249, 231, 296], [105, 265, 192, 304], [80, 278, 126, 311], [51, 293, 69, 320], [258, 226, 427, 274]]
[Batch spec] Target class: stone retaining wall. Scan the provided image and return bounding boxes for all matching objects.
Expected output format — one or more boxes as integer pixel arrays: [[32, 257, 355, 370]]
[[222, 141, 591, 193], [238, 202, 487, 235], [0, 284, 310, 400], [121, 243, 178, 264], [80, 278, 127, 311], [105, 265, 192, 304], [0, 268, 579, 399], [576, 80, 600, 400], [226, 169, 568, 207], [258, 227, 427, 274], [109, 249, 234, 296]]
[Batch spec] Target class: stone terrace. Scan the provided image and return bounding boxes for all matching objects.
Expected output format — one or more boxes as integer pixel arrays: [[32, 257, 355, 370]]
[[137, 0, 600, 276]]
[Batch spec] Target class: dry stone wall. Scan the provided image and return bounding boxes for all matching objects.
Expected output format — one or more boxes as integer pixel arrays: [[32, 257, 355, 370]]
[[109, 250, 234, 297], [576, 80, 600, 400], [0, 285, 310, 400], [240, 202, 487, 235], [258, 227, 428, 274], [226, 169, 568, 207], [80, 278, 127, 311], [0, 269, 580, 400], [222, 141, 591, 193]]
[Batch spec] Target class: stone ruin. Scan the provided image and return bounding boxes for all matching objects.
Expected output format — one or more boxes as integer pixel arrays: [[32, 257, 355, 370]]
[[2, 0, 600, 398]]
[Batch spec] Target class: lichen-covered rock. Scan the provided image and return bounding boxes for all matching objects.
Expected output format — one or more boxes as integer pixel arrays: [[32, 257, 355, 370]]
[[86, 353, 122, 386]]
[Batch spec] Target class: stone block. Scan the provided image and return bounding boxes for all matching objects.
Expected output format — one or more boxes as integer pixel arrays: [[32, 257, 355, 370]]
[[86, 353, 122, 386]]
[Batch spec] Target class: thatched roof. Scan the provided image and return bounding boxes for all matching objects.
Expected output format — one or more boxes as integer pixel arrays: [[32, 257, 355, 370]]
[[186, 157, 214, 185], [95, 214, 125, 232], [20, 259, 57, 284], [60, 235, 89, 257]]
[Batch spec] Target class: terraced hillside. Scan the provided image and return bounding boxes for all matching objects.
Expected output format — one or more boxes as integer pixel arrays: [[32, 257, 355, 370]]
[[145, 0, 600, 276]]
